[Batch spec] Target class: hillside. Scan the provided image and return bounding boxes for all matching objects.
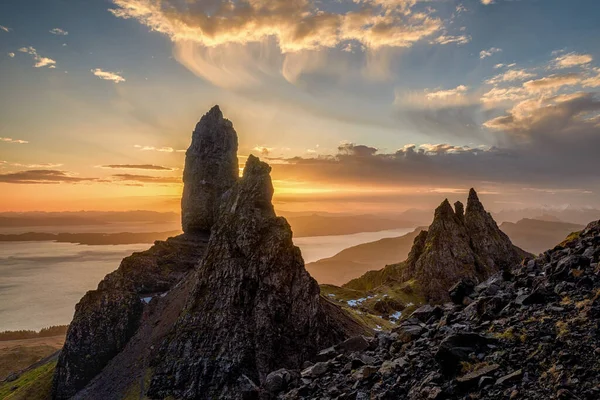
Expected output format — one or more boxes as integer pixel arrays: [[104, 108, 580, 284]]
[[306, 227, 425, 285], [280, 220, 600, 399], [499, 218, 585, 254]]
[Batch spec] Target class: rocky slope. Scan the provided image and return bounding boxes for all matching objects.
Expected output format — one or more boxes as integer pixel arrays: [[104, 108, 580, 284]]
[[345, 190, 528, 303], [52, 106, 363, 400], [277, 220, 600, 400]]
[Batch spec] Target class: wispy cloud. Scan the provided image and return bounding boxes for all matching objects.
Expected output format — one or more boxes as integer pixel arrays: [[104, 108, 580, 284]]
[[18, 47, 56, 68], [481, 0, 495, 4], [100, 164, 175, 171], [486, 69, 536, 85], [554, 52, 593, 69], [7, 52, 14, 58], [134, 145, 185, 153], [49, 28, 68, 36], [253, 146, 273, 156], [523, 73, 582, 92], [480, 47, 502, 59], [111, 174, 181, 184], [0, 25, 11, 33], [432, 34, 471, 45], [1, 137, 29, 144], [91, 68, 126, 83], [0, 170, 97, 184]]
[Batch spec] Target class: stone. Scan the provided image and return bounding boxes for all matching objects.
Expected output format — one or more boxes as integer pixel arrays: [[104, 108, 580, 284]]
[[411, 304, 443, 323], [336, 336, 371, 353], [456, 364, 500, 387], [181, 105, 239, 233], [495, 369, 523, 386], [449, 279, 476, 305], [435, 333, 497, 373], [394, 322, 425, 343], [264, 369, 298, 394]]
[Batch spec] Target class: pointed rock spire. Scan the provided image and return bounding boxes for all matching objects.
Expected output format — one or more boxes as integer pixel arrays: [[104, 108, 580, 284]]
[[466, 188, 485, 215], [454, 201, 465, 220], [181, 105, 239, 233], [149, 155, 365, 399]]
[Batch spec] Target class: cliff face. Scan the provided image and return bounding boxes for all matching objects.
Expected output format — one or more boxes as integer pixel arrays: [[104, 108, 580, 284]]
[[52, 106, 363, 400], [148, 156, 364, 399], [181, 105, 238, 233]]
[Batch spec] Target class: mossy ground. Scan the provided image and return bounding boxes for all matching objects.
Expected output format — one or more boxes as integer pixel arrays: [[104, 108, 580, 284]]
[[320, 280, 424, 330], [0, 360, 56, 400]]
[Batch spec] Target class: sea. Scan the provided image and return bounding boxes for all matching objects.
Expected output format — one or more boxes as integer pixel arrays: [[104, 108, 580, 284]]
[[0, 227, 414, 331]]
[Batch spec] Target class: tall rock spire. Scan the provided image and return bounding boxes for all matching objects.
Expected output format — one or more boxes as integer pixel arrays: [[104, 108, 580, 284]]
[[181, 105, 239, 233]]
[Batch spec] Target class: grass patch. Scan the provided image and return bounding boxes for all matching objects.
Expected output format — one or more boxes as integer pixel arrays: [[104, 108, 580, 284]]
[[0, 360, 56, 400]]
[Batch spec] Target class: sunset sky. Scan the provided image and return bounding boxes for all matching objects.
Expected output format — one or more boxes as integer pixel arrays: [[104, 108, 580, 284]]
[[1, 0, 600, 214]]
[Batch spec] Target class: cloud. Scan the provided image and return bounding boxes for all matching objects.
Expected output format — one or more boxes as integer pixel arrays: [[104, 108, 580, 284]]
[[100, 164, 175, 171], [480, 47, 502, 59], [554, 52, 593, 69], [111, 174, 181, 184], [109, 0, 445, 53], [49, 28, 68, 36], [1, 137, 29, 144], [18, 47, 57, 68], [483, 92, 600, 134], [134, 145, 185, 153], [486, 69, 536, 85], [9, 162, 63, 168], [91, 68, 126, 83], [7, 52, 14, 58], [0, 25, 11, 33], [253, 146, 273, 156], [522, 73, 582, 92], [432, 34, 471, 45], [481, 0, 494, 4], [0, 170, 97, 184], [397, 85, 475, 109]]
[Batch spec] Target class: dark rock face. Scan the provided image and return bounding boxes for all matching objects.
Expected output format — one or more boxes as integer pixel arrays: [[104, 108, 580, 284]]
[[52, 290, 143, 399], [280, 220, 600, 400], [148, 156, 364, 399], [181, 105, 239, 233], [403, 189, 526, 302], [52, 234, 210, 399]]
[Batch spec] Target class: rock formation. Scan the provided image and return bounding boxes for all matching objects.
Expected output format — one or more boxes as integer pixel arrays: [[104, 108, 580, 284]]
[[279, 220, 600, 400], [52, 106, 363, 400], [181, 105, 239, 233], [52, 235, 210, 399], [148, 155, 365, 399], [405, 189, 526, 302], [345, 189, 527, 303]]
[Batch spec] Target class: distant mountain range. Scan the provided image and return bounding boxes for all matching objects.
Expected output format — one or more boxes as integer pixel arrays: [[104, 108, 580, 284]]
[[499, 218, 584, 254]]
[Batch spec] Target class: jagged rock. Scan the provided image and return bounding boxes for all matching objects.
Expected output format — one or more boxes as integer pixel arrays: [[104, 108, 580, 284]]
[[403, 189, 527, 302], [449, 278, 476, 304], [435, 333, 497, 373], [52, 234, 209, 400], [181, 105, 239, 233], [147, 156, 364, 399]]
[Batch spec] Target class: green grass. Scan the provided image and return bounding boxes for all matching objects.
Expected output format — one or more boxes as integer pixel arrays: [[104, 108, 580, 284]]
[[320, 280, 424, 330], [0, 360, 56, 400]]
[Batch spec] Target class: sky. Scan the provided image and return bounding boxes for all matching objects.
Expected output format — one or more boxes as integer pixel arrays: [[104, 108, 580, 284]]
[[1, 0, 600, 214]]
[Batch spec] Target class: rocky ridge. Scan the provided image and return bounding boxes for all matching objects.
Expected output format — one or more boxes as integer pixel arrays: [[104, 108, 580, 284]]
[[345, 189, 527, 303], [277, 220, 600, 399], [52, 106, 363, 400]]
